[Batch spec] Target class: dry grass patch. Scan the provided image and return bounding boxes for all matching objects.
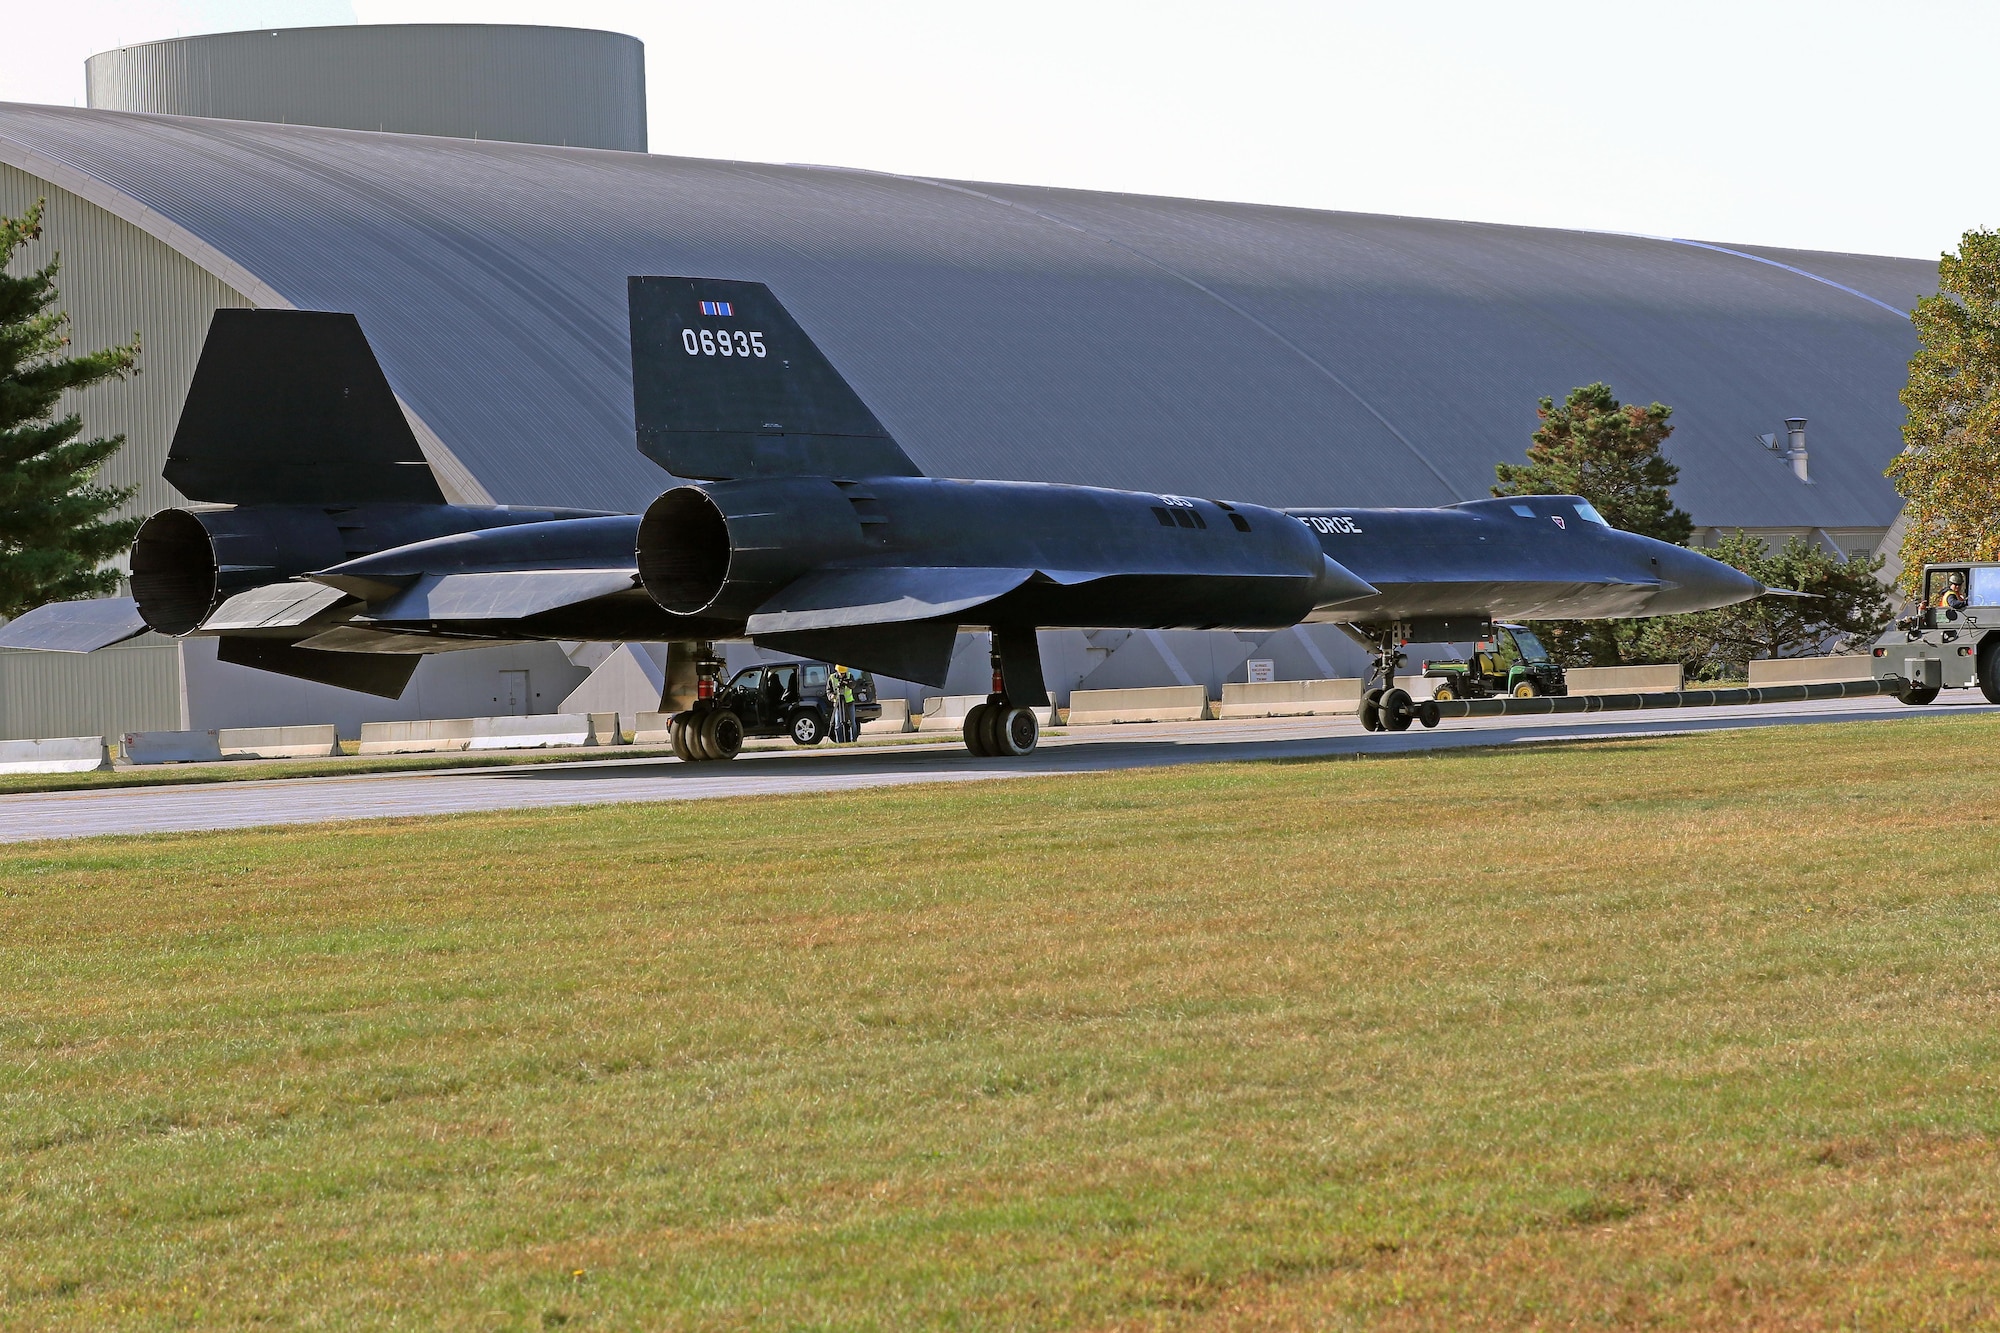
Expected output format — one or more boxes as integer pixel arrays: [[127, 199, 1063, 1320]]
[[4, 714, 2000, 1328]]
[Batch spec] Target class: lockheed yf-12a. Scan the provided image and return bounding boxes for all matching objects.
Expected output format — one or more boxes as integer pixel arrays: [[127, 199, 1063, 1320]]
[[0, 277, 1767, 758]]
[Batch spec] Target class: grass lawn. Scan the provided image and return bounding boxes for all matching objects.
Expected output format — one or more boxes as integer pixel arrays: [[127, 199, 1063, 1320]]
[[5, 715, 2000, 1329]]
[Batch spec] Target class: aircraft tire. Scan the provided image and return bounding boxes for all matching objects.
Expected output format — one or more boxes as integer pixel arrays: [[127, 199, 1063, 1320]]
[[1979, 640, 2000, 705], [963, 703, 992, 756], [980, 704, 1010, 755], [995, 706, 1040, 756], [1899, 684, 1940, 706], [1380, 687, 1413, 732], [790, 710, 824, 746], [671, 711, 698, 762], [1417, 699, 1441, 729], [1358, 688, 1383, 732], [701, 708, 745, 759]]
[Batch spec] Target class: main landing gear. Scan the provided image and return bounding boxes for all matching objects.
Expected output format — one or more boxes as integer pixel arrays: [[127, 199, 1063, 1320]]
[[1355, 628, 1441, 733], [963, 627, 1048, 757], [671, 641, 744, 762]]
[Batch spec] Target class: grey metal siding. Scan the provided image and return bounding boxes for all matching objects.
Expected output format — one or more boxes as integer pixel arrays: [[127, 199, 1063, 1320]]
[[0, 161, 251, 524], [86, 25, 645, 152], [0, 638, 182, 741]]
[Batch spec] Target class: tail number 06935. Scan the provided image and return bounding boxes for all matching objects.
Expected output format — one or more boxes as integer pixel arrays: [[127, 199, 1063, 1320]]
[[682, 328, 767, 357]]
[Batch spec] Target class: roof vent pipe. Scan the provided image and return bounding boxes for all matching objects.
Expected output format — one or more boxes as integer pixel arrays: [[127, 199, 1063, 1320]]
[[1784, 417, 1809, 483]]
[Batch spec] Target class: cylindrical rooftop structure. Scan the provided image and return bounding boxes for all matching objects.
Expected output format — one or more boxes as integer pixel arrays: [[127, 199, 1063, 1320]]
[[86, 23, 646, 151]]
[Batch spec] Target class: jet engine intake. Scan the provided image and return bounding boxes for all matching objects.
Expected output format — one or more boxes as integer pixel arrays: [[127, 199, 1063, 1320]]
[[637, 479, 866, 621]]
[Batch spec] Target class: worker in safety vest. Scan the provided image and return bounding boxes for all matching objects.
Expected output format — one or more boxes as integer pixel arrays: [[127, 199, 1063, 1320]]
[[1938, 574, 1968, 614]]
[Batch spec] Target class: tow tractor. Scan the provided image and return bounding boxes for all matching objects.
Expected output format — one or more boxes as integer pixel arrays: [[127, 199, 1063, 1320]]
[[1871, 562, 2000, 704], [1423, 623, 1568, 701]]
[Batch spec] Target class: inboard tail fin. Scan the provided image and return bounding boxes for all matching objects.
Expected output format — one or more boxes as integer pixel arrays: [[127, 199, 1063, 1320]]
[[627, 276, 922, 481], [165, 309, 444, 505]]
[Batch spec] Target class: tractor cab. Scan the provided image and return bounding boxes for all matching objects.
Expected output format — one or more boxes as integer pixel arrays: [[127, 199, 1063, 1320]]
[[1424, 623, 1568, 701], [1874, 562, 2000, 705]]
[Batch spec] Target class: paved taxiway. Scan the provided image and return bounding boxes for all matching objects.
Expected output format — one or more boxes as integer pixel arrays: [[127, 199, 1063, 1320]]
[[6, 691, 1992, 843]]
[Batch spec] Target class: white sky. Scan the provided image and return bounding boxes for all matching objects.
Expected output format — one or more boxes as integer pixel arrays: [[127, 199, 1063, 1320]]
[[3, 0, 1992, 261]]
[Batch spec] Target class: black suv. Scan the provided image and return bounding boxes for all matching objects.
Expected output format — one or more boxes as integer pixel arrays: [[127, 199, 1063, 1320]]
[[715, 660, 882, 745]]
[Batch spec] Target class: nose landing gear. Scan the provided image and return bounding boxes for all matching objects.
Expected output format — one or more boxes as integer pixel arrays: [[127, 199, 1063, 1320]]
[[1356, 627, 1440, 732]]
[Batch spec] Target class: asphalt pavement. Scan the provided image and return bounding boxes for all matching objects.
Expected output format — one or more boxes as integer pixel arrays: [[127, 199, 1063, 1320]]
[[5, 691, 1992, 844]]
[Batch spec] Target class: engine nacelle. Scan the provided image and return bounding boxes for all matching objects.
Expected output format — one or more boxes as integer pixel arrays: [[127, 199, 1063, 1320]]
[[130, 502, 613, 636], [637, 479, 867, 621], [129, 506, 349, 637]]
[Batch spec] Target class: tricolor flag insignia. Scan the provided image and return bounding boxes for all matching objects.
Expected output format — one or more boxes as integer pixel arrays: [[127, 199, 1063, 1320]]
[[699, 300, 734, 317]]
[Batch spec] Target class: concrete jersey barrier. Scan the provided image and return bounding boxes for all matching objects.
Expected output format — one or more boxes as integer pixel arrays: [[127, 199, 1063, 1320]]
[[218, 724, 339, 759], [1217, 677, 1362, 718], [0, 736, 110, 774], [1066, 685, 1211, 725], [1747, 655, 1874, 686], [358, 718, 474, 755], [122, 729, 223, 764], [467, 714, 599, 750], [861, 699, 914, 734], [1564, 664, 1684, 695]]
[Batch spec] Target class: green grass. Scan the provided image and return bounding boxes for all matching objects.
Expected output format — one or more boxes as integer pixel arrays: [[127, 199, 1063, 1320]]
[[6, 715, 2000, 1329]]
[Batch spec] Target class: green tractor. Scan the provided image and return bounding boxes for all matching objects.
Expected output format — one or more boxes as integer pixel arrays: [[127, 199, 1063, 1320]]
[[1422, 623, 1568, 701]]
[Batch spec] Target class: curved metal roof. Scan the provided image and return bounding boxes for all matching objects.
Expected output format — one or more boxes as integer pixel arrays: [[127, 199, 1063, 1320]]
[[0, 102, 1933, 527]]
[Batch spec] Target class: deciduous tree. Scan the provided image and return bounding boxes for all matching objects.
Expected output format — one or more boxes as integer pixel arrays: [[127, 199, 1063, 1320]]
[[1887, 227, 2000, 592], [0, 199, 141, 620], [1493, 382, 1691, 665]]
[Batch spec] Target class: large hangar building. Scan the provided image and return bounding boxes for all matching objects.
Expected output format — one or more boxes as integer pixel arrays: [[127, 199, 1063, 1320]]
[[0, 23, 1939, 738]]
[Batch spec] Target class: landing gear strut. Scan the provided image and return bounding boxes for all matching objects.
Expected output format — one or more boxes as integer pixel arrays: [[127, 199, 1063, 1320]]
[[1355, 627, 1439, 733], [963, 627, 1047, 757], [672, 641, 743, 762]]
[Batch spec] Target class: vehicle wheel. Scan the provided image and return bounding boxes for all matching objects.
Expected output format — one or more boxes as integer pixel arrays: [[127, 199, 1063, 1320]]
[[994, 706, 1040, 756], [671, 711, 698, 762], [700, 708, 744, 759], [1899, 684, 1940, 706], [1980, 641, 2000, 705], [980, 703, 1011, 755], [963, 703, 992, 756], [1512, 680, 1540, 698], [1417, 699, 1441, 729], [1431, 683, 1455, 702], [790, 710, 824, 746], [1380, 687, 1413, 732], [1359, 687, 1384, 731]]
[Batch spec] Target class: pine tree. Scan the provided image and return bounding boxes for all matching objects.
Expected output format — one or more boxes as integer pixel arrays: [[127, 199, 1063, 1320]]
[[0, 199, 142, 620], [1493, 382, 1692, 665], [1887, 227, 2000, 592], [1632, 532, 1892, 679]]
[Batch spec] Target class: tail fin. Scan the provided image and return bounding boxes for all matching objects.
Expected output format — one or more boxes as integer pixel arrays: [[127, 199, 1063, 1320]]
[[627, 276, 922, 481], [165, 309, 445, 505]]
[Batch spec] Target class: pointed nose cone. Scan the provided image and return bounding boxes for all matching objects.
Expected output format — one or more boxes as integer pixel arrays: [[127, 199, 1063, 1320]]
[[1646, 543, 1765, 615], [1312, 554, 1379, 609]]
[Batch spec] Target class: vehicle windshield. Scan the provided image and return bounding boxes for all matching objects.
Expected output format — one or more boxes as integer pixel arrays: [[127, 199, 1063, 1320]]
[[1573, 500, 1611, 527], [1505, 628, 1549, 663], [729, 667, 762, 691]]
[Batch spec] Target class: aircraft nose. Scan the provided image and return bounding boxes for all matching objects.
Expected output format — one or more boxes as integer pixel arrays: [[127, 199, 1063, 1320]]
[[1646, 543, 1764, 614]]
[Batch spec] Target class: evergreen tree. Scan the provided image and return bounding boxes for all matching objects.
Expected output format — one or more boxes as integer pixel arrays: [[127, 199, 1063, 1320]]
[[1887, 227, 2000, 592], [0, 199, 141, 620], [1492, 382, 1691, 665], [1632, 531, 1892, 679], [1494, 382, 1692, 543]]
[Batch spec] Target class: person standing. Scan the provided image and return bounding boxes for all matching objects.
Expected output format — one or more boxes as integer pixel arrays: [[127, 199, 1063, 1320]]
[[836, 665, 858, 742]]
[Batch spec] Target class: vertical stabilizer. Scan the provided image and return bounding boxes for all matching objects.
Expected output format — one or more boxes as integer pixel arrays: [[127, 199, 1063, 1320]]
[[628, 276, 922, 481], [166, 309, 445, 505]]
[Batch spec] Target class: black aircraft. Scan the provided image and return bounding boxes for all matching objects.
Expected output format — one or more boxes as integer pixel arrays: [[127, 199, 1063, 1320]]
[[0, 277, 1764, 756]]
